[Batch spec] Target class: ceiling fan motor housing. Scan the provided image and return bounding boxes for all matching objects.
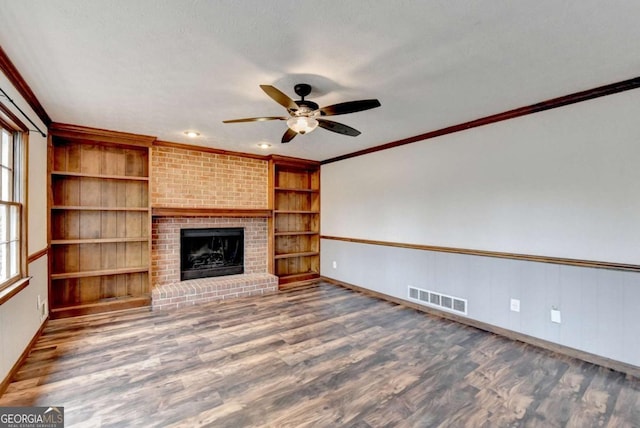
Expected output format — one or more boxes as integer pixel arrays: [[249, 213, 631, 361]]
[[294, 83, 312, 98]]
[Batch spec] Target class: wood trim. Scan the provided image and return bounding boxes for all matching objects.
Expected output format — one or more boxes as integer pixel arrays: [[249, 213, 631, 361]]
[[0, 45, 52, 126], [0, 314, 47, 396], [321, 235, 640, 272], [0, 101, 29, 132], [49, 123, 156, 147], [321, 76, 640, 164], [27, 247, 48, 264], [0, 277, 30, 306], [267, 159, 275, 275], [154, 140, 270, 160], [269, 155, 321, 169], [152, 207, 272, 218], [321, 276, 640, 379]]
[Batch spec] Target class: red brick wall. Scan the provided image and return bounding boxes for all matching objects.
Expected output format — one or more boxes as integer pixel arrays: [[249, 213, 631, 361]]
[[151, 145, 268, 208], [152, 217, 269, 287]]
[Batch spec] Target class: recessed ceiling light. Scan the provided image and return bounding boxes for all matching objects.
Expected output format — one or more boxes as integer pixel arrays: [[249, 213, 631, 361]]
[[184, 131, 200, 138], [257, 143, 272, 149]]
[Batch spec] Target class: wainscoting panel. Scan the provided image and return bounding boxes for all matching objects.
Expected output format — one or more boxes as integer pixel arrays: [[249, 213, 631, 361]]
[[320, 238, 640, 368]]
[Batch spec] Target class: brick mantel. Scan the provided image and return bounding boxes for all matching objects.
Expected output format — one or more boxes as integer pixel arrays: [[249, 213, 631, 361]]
[[152, 207, 272, 217]]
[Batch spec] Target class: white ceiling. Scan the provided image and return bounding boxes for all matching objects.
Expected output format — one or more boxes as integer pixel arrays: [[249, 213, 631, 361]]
[[1, 1, 639, 161]]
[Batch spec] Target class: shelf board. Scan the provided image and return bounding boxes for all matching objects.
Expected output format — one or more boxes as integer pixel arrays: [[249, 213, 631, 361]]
[[51, 267, 149, 280], [274, 210, 319, 214], [275, 187, 319, 193], [274, 251, 319, 260], [277, 272, 320, 285], [51, 237, 149, 245], [52, 170, 149, 181], [52, 206, 149, 211], [49, 296, 151, 319], [274, 231, 318, 236]]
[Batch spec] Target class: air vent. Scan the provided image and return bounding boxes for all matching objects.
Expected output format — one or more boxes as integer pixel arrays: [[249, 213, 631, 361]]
[[407, 286, 467, 316], [409, 287, 419, 299]]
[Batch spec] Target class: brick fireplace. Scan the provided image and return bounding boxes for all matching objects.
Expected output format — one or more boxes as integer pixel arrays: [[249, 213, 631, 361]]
[[149, 144, 278, 310]]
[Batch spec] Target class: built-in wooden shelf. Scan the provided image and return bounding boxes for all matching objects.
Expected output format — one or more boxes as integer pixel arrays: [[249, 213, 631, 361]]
[[49, 131, 152, 318], [52, 171, 149, 181], [51, 237, 148, 245], [51, 267, 149, 280], [271, 159, 321, 285], [52, 206, 149, 211], [152, 207, 272, 217]]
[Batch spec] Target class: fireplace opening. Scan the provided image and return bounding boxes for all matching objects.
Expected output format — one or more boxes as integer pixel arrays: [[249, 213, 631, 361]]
[[180, 227, 244, 280]]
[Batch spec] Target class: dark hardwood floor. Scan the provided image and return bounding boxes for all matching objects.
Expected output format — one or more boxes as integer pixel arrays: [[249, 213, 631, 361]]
[[1, 282, 639, 427]]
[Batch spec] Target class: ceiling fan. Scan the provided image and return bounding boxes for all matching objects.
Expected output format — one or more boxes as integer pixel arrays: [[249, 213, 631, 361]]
[[223, 83, 381, 143]]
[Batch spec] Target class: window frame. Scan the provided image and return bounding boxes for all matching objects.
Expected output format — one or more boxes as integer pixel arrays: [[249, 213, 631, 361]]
[[0, 103, 28, 293]]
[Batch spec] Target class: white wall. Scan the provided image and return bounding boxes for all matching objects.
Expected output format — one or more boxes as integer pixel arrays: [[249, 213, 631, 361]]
[[321, 88, 640, 367], [323, 89, 640, 265], [0, 70, 49, 384]]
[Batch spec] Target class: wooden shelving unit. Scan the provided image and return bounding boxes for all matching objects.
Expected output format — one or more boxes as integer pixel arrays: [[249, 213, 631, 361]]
[[48, 124, 154, 318], [270, 157, 321, 285]]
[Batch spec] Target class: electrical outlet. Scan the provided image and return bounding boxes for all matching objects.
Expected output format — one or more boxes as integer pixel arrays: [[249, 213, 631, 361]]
[[332, 261, 337, 269], [510, 298, 520, 312], [551, 308, 562, 324]]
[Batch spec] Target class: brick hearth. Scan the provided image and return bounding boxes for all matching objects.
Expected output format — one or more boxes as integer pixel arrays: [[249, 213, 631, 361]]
[[151, 273, 278, 310]]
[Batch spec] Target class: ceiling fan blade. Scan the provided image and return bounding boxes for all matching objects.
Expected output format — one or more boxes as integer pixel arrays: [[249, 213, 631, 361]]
[[319, 99, 381, 116], [281, 128, 297, 143], [222, 116, 286, 123], [260, 85, 299, 111], [317, 119, 361, 137]]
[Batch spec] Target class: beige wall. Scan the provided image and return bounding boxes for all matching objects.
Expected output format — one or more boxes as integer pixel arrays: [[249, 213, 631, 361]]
[[0, 70, 49, 384]]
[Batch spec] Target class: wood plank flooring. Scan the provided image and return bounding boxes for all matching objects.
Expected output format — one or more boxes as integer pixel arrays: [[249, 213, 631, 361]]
[[1, 282, 639, 427]]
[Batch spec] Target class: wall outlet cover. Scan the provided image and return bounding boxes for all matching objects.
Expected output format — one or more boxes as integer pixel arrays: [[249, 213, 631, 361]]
[[551, 309, 562, 324], [332, 261, 337, 269], [510, 298, 520, 312]]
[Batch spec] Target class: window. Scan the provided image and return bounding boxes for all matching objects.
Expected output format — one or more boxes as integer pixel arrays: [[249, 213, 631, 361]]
[[0, 113, 25, 291]]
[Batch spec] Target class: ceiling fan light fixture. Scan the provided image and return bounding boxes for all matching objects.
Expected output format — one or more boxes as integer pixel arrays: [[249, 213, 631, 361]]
[[287, 116, 318, 135]]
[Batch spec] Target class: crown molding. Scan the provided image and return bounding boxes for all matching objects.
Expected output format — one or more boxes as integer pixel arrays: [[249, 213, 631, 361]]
[[49, 122, 156, 147], [0, 44, 52, 126], [322, 76, 640, 164]]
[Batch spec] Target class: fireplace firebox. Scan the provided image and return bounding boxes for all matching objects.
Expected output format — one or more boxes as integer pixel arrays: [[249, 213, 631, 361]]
[[180, 228, 244, 280]]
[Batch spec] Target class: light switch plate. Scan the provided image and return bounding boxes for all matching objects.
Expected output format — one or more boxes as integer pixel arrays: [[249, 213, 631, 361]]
[[551, 309, 562, 324], [510, 298, 520, 312]]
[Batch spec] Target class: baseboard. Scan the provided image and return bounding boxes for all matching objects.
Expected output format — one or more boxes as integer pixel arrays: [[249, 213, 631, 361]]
[[0, 317, 48, 397], [321, 276, 640, 380]]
